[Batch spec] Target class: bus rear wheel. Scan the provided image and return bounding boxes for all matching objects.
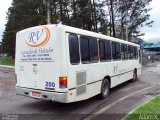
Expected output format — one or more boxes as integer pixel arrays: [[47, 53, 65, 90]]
[[99, 78, 110, 99]]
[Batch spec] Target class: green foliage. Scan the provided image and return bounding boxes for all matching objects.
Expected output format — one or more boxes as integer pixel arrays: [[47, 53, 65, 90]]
[[2, 0, 46, 58], [114, 0, 153, 39], [0, 56, 15, 66], [123, 96, 160, 120]]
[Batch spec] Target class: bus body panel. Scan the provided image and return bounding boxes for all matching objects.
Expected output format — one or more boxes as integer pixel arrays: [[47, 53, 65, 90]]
[[64, 26, 141, 102]]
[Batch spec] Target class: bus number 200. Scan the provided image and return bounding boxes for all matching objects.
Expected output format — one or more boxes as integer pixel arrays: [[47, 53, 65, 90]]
[[45, 82, 55, 88]]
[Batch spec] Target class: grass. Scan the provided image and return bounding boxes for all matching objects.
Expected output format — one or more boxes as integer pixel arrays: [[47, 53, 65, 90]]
[[0, 56, 15, 66], [123, 95, 160, 120]]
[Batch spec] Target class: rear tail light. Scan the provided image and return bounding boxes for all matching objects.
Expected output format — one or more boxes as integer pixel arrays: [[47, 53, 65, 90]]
[[59, 76, 67, 88]]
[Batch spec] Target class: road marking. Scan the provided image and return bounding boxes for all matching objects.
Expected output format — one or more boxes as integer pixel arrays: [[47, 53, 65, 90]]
[[84, 85, 157, 120]]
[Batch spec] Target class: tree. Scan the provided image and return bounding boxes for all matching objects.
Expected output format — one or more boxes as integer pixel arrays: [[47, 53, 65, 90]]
[[113, 0, 153, 40], [2, 0, 153, 57], [2, 0, 46, 57], [129, 0, 153, 37]]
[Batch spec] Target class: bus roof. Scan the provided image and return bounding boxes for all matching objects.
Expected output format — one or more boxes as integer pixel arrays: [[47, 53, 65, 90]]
[[62, 24, 139, 47], [17, 24, 140, 47]]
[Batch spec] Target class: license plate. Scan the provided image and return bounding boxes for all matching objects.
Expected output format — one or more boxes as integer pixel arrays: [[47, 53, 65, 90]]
[[32, 91, 40, 97]]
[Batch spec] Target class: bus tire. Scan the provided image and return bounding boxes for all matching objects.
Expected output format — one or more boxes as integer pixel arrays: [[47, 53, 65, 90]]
[[131, 70, 137, 82], [99, 78, 110, 99]]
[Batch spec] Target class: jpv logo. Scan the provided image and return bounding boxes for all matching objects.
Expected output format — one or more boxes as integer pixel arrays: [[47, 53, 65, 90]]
[[25, 26, 50, 48]]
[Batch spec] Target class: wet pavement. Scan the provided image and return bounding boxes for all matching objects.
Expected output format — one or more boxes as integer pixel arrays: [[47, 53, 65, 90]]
[[86, 62, 160, 120], [0, 62, 160, 120]]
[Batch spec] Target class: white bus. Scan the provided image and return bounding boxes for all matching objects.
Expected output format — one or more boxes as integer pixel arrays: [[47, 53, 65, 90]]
[[15, 24, 142, 103]]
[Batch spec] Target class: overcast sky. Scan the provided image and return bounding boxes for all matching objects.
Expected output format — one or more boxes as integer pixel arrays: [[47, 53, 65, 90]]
[[0, 0, 12, 42], [0, 0, 160, 44], [140, 0, 160, 43]]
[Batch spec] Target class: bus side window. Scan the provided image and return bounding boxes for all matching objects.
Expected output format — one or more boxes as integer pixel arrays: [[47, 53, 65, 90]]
[[69, 34, 80, 64], [99, 40, 106, 61], [134, 47, 138, 59], [121, 44, 125, 60], [116, 42, 121, 60], [105, 40, 111, 61], [112, 42, 116, 60], [121, 44, 128, 60], [139, 49, 142, 64], [128, 46, 131, 59], [112, 42, 121, 60], [89, 38, 98, 62], [80, 36, 90, 63], [124, 44, 128, 60], [130, 46, 134, 59], [99, 40, 111, 62]]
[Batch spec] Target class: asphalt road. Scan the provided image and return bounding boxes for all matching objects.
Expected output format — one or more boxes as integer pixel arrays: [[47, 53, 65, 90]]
[[0, 62, 160, 120]]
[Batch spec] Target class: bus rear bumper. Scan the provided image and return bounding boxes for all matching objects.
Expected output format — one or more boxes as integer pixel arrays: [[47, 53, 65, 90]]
[[16, 86, 68, 103]]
